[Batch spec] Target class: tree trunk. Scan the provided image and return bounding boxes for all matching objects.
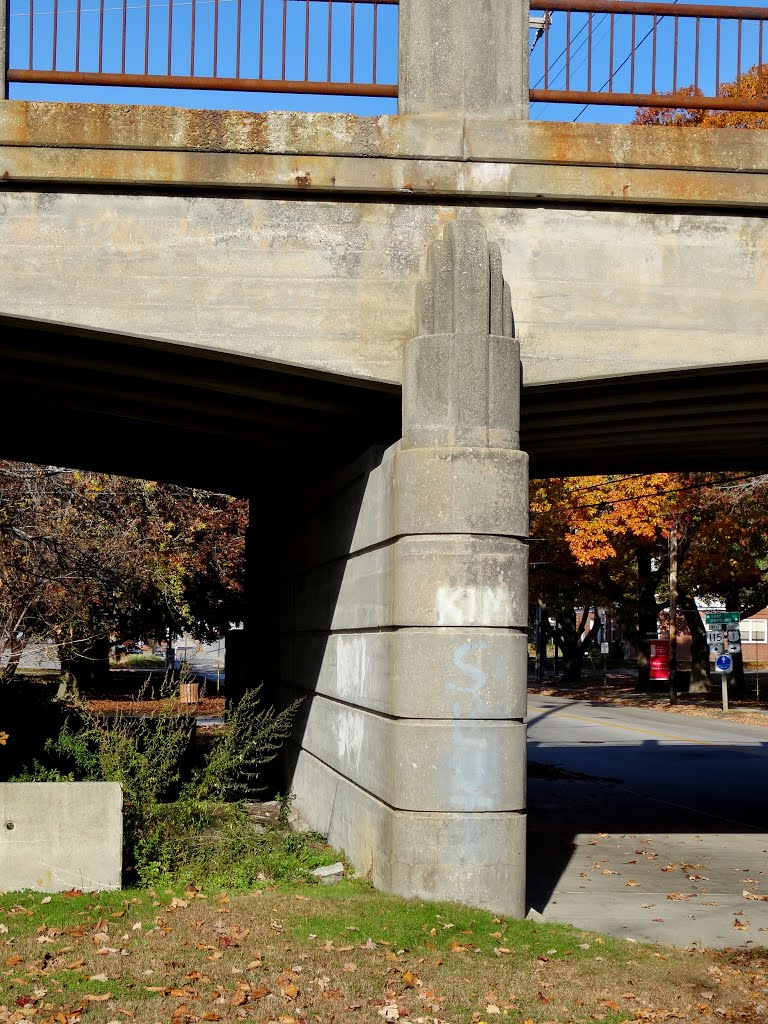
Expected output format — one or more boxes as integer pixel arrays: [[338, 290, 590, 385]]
[[58, 635, 111, 692], [636, 548, 658, 691], [555, 609, 584, 684], [0, 641, 24, 683], [679, 591, 711, 693]]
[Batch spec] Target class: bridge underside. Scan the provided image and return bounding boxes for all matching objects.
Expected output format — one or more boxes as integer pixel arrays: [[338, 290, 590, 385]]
[[3, 313, 767, 488]]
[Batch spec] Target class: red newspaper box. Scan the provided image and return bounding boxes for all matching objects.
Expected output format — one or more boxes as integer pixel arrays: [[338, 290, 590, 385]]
[[649, 638, 670, 681]]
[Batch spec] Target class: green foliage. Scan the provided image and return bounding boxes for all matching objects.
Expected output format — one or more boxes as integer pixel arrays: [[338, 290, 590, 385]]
[[193, 686, 302, 802], [16, 677, 312, 887], [118, 654, 165, 669], [9, 758, 74, 782], [275, 789, 295, 827]]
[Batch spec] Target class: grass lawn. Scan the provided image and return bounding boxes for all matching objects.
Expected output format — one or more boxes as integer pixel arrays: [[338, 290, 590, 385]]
[[0, 881, 764, 1024]]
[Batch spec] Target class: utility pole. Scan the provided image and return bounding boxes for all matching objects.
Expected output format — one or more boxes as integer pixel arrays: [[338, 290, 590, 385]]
[[668, 526, 678, 705]]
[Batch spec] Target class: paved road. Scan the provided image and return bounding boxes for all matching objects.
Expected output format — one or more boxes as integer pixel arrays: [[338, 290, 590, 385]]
[[527, 694, 768, 948]]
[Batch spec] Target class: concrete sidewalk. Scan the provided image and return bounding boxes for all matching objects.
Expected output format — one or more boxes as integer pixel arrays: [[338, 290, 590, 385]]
[[527, 696, 768, 948]]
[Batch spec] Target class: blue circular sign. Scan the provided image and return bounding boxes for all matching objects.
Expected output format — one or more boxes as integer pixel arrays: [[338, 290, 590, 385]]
[[716, 654, 733, 672]]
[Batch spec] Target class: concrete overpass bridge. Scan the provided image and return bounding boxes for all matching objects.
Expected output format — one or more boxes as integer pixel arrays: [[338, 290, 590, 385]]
[[1, 0, 768, 916]]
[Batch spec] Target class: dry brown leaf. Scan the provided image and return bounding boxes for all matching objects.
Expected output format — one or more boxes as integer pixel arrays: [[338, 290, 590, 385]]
[[278, 982, 298, 1001], [666, 893, 694, 901], [80, 993, 112, 1003], [742, 890, 768, 901], [343, 963, 358, 973], [401, 971, 418, 988]]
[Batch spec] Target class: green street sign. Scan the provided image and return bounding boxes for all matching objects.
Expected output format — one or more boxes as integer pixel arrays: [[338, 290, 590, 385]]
[[705, 611, 740, 624]]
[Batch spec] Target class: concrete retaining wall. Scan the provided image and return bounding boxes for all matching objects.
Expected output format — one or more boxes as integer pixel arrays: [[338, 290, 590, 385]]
[[0, 782, 122, 892]]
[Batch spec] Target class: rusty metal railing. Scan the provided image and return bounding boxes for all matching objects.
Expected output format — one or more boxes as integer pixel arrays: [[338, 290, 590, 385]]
[[7, 0, 398, 98], [530, 0, 768, 112]]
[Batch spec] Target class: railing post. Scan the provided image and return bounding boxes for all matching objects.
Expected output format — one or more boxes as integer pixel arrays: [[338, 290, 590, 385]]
[[0, 0, 7, 99], [398, 0, 529, 119]]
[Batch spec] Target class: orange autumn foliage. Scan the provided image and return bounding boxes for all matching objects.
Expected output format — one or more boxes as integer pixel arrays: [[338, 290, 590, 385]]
[[530, 474, 680, 567], [633, 64, 768, 129]]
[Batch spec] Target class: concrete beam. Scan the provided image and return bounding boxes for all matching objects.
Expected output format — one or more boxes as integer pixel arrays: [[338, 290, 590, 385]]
[[4, 143, 768, 211], [4, 103, 768, 177]]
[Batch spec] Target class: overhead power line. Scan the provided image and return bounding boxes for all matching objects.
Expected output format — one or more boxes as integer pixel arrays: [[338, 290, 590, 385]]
[[536, 472, 768, 515]]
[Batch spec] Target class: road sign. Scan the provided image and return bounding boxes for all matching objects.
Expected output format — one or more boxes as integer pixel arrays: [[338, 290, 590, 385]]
[[728, 642, 742, 654], [715, 653, 733, 673], [705, 611, 740, 625], [727, 628, 741, 641], [707, 631, 724, 645], [709, 641, 725, 655], [600, 642, 609, 654]]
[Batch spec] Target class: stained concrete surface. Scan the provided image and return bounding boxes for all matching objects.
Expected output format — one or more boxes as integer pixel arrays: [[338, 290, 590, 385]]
[[0, 782, 122, 892], [527, 695, 768, 948]]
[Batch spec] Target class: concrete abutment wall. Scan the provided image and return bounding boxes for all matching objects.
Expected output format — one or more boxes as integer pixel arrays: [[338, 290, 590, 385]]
[[276, 223, 529, 914]]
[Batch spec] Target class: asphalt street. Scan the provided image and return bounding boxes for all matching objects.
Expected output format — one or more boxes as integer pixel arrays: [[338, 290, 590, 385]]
[[527, 694, 768, 948]]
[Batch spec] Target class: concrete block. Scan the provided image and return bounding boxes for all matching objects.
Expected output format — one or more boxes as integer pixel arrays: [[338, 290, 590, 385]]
[[399, 0, 529, 121], [394, 535, 528, 629], [0, 782, 122, 892], [311, 862, 345, 884], [289, 543, 395, 632], [282, 627, 528, 720], [393, 446, 528, 537], [387, 807, 526, 918], [288, 534, 526, 631], [292, 749, 525, 916], [402, 333, 521, 450], [288, 444, 395, 571], [296, 694, 527, 812]]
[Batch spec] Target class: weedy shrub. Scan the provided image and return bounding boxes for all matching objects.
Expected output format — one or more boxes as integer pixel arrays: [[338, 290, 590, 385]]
[[11, 675, 315, 887]]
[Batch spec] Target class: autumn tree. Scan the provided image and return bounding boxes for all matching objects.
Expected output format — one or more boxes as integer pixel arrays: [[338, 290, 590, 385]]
[[633, 64, 768, 129], [0, 463, 247, 687], [530, 473, 681, 685], [532, 470, 768, 692]]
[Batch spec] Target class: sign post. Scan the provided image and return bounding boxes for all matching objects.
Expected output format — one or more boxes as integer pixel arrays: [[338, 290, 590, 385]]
[[707, 612, 739, 713], [714, 653, 732, 712]]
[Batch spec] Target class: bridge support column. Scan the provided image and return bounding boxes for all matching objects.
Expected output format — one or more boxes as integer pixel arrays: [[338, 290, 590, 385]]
[[398, 0, 529, 119], [286, 222, 528, 915]]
